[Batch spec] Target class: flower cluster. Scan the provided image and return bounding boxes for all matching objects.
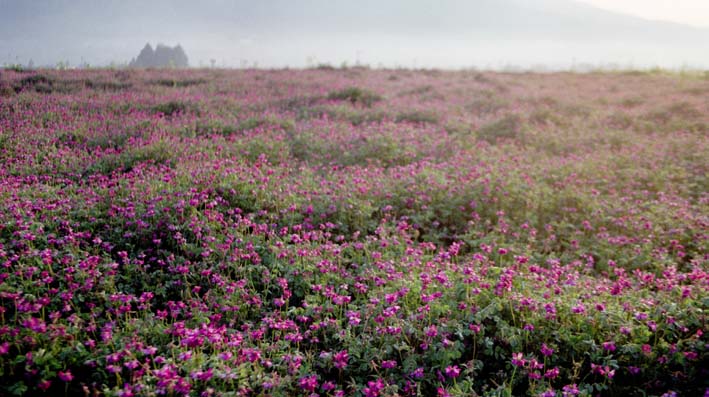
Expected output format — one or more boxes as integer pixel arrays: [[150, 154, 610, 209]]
[[0, 68, 706, 396]]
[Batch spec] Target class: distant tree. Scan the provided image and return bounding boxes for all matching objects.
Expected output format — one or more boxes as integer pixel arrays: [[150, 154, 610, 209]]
[[129, 43, 188, 68], [153, 44, 172, 67], [172, 45, 189, 68], [131, 43, 155, 68]]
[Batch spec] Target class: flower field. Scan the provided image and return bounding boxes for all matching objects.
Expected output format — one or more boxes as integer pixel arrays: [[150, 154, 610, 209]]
[[0, 68, 707, 396]]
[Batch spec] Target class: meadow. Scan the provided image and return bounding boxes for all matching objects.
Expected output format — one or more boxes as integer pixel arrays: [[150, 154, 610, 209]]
[[0, 67, 707, 396]]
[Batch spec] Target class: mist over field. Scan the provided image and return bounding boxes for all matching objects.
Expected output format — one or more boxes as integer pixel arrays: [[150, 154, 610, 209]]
[[2, 0, 709, 69]]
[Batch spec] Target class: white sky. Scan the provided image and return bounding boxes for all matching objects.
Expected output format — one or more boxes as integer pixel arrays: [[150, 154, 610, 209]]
[[577, 0, 709, 27], [3, 0, 709, 68]]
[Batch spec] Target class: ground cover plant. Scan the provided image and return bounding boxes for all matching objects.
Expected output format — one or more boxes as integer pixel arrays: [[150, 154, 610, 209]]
[[0, 67, 707, 396]]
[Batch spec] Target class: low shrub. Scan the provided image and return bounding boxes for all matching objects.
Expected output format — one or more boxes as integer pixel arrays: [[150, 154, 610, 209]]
[[395, 110, 439, 124], [151, 100, 198, 117], [83, 141, 175, 176], [150, 78, 207, 87], [327, 87, 383, 107], [477, 114, 523, 143]]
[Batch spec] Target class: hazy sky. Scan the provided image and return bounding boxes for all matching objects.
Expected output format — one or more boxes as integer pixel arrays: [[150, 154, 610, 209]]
[[579, 0, 709, 28], [1, 0, 708, 69]]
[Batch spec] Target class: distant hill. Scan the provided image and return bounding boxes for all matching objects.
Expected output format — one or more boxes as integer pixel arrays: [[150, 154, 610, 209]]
[[1, 0, 708, 68]]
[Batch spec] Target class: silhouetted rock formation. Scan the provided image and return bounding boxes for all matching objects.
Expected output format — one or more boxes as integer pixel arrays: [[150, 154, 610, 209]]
[[129, 43, 189, 68]]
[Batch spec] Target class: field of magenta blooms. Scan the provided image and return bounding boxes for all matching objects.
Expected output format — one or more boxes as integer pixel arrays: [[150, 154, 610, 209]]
[[0, 67, 707, 397]]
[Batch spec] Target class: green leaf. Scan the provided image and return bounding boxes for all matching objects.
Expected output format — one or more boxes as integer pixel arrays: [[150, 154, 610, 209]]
[[8, 382, 28, 396]]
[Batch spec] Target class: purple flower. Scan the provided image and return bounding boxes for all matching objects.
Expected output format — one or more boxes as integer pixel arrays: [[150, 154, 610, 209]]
[[437, 387, 452, 397], [37, 380, 52, 391], [333, 350, 349, 369], [445, 365, 461, 378], [362, 379, 385, 397], [647, 321, 657, 332], [562, 384, 580, 396], [544, 367, 560, 379], [298, 375, 318, 392], [511, 352, 526, 367], [410, 367, 425, 379], [58, 370, 73, 382], [381, 360, 397, 369], [642, 344, 652, 355]]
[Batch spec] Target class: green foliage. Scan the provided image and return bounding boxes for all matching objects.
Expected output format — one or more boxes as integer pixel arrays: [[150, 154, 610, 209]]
[[620, 96, 645, 107], [343, 135, 416, 167], [646, 102, 702, 124], [190, 116, 297, 138], [3, 63, 27, 72], [190, 120, 241, 137], [151, 100, 198, 116], [605, 112, 635, 130], [315, 63, 336, 70], [528, 109, 570, 127], [150, 78, 207, 87], [0, 133, 10, 152], [18, 74, 52, 87], [296, 104, 389, 125], [477, 114, 523, 143], [83, 141, 175, 176], [84, 79, 132, 91], [236, 116, 295, 133], [273, 95, 324, 113], [395, 110, 439, 124], [327, 87, 383, 107], [466, 93, 509, 115], [15, 74, 55, 93], [237, 137, 290, 163]]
